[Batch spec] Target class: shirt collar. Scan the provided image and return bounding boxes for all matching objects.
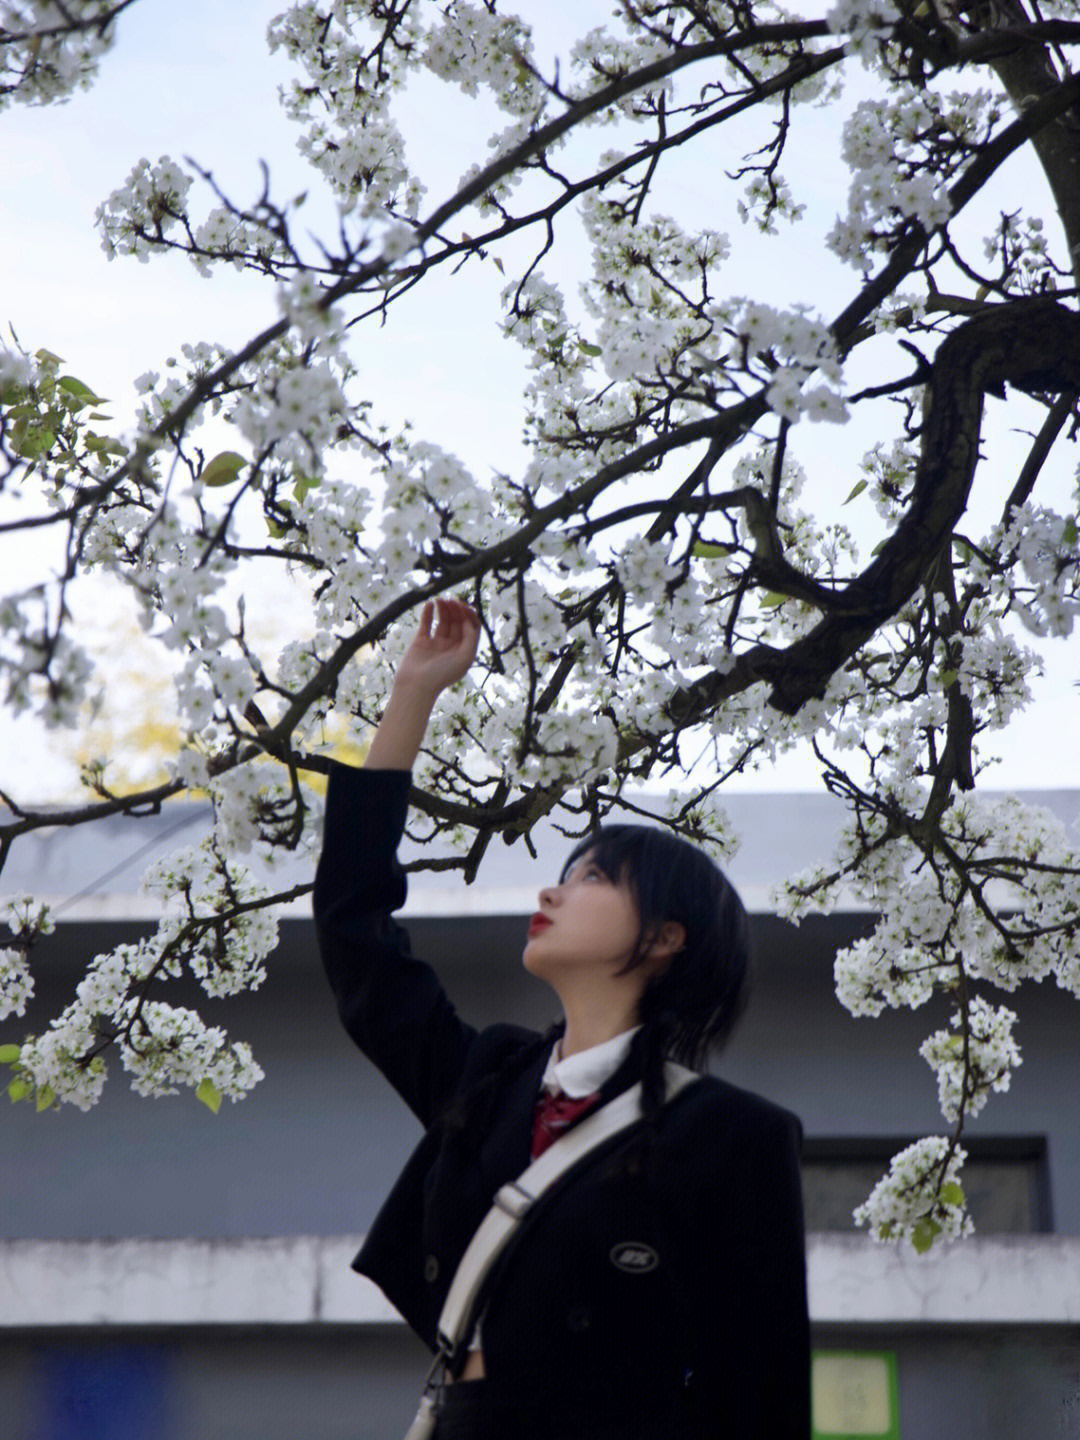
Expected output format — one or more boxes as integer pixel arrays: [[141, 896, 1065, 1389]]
[[541, 1025, 642, 1098]]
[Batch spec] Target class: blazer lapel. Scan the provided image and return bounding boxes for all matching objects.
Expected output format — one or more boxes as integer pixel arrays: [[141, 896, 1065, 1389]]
[[477, 1033, 553, 1195], [425, 1028, 556, 1270]]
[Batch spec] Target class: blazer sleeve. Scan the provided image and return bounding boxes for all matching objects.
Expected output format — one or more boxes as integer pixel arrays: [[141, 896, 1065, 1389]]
[[313, 760, 478, 1129], [687, 1104, 811, 1440]]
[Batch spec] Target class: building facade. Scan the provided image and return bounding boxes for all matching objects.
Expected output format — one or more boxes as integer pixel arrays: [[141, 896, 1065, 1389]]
[[4, 791, 1079, 1439]]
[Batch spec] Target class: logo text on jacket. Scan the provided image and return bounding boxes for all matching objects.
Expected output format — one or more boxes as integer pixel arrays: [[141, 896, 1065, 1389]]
[[609, 1242, 659, 1272]]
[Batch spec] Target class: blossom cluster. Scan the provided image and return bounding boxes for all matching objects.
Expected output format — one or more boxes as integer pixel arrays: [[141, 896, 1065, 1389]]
[[96, 156, 195, 262], [0, 895, 53, 1021], [827, 86, 1002, 269], [140, 837, 280, 996], [0, 0, 119, 109], [919, 996, 1021, 1124], [424, 2, 543, 118], [776, 784, 1079, 1236], [0, 947, 33, 1021], [733, 302, 848, 424], [16, 981, 263, 1110], [969, 499, 1080, 640], [0, 592, 94, 729], [983, 213, 1060, 296], [825, 0, 899, 61], [737, 172, 806, 235], [853, 1137, 972, 1247], [268, 1, 426, 218], [568, 23, 676, 116], [784, 794, 1080, 1010], [10, 834, 279, 1110], [581, 194, 729, 394]]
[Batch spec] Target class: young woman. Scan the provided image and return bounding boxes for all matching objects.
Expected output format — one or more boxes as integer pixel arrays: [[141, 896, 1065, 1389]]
[[314, 597, 810, 1440]]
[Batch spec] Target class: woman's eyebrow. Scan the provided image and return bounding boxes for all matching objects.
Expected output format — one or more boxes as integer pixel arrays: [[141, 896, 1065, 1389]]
[[562, 855, 594, 881]]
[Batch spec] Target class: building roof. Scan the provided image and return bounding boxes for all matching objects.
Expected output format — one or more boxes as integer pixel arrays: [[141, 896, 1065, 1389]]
[[4, 786, 1078, 919]]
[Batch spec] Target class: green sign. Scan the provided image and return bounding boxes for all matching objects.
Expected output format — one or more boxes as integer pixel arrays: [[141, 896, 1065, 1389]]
[[812, 1351, 900, 1440]]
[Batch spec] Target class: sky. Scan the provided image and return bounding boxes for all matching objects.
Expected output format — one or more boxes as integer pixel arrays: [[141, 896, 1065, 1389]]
[[1, 0, 1078, 802]]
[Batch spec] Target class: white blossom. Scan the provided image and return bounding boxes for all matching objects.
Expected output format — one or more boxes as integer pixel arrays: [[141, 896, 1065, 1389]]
[[0, 1, 119, 109], [920, 997, 1021, 1123], [0, 947, 34, 1020], [854, 1137, 972, 1247]]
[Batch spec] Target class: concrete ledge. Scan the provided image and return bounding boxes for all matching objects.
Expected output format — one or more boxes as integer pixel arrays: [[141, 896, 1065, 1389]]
[[0, 1236, 395, 1327], [3, 1234, 1079, 1328], [809, 1233, 1080, 1324]]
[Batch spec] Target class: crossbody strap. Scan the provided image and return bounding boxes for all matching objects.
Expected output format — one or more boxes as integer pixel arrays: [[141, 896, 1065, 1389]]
[[434, 1060, 700, 1360]]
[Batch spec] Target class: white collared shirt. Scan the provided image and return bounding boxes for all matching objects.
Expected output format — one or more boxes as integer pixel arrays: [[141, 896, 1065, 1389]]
[[540, 1024, 643, 1098]]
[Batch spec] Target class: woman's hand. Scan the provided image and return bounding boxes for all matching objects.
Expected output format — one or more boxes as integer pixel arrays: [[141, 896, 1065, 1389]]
[[394, 598, 481, 702], [364, 598, 481, 771]]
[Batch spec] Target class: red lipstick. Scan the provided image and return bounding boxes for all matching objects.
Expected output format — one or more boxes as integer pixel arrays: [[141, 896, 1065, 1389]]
[[528, 914, 553, 937]]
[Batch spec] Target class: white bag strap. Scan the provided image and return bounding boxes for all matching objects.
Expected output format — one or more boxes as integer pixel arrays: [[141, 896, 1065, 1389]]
[[434, 1060, 700, 1359]]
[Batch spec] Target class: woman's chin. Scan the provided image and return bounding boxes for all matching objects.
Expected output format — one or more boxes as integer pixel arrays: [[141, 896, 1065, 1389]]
[[521, 938, 555, 978]]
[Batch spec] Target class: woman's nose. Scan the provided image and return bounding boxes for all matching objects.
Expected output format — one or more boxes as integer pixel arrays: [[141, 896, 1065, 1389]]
[[538, 884, 558, 907]]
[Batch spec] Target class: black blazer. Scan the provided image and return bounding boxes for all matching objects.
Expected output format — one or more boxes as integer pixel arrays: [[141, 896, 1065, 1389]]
[[314, 762, 811, 1439]]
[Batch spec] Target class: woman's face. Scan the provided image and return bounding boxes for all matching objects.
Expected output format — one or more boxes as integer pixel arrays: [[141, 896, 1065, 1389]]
[[521, 850, 643, 979]]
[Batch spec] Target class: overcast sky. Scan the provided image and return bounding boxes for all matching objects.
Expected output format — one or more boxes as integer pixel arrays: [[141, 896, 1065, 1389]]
[[2, 0, 1077, 801]]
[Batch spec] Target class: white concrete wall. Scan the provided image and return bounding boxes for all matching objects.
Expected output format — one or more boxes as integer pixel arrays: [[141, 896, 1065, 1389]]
[[4, 1234, 1080, 1328]]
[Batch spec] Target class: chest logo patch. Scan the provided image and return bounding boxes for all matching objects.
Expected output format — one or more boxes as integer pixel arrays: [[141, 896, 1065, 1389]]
[[610, 1242, 659, 1273]]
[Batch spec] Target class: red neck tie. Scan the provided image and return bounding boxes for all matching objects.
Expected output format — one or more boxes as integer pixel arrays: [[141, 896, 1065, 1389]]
[[531, 1088, 602, 1159]]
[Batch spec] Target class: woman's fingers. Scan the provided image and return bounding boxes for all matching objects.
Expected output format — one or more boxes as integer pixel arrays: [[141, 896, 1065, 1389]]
[[431, 597, 480, 650]]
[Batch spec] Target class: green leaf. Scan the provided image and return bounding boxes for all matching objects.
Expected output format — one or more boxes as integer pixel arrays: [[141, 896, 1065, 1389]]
[[201, 451, 247, 487], [1063, 517, 1078, 548], [83, 432, 110, 452], [266, 518, 287, 540], [939, 1182, 965, 1207], [35, 1084, 55, 1112], [579, 341, 602, 357], [58, 376, 104, 408], [34, 348, 64, 366], [871, 538, 888, 557], [843, 478, 868, 504], [0, 1044, 21, 1064], [83, 435, 126, 457], [15, 428, 56, 459], [692, 541, 734, 560], [8, 1078, 30, 1103], [196, 1077, 222, 1114], [759, 591, 788, 608], [940, 668, 958, 687], [911, 1216, 941, 1253], [293, 474, 319, 503]]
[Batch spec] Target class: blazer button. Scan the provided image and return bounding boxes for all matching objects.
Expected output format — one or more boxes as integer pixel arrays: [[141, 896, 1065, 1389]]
[[566, 1305, 591, 1333], [424, 1255, 439, 1283]]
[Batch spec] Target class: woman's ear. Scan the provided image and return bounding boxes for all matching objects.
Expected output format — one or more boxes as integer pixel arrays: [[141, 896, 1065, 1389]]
[[647, 920, 686, 964]]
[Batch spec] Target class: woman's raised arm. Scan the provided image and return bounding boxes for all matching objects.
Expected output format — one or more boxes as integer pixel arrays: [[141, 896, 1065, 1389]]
[[364, 597, 481, 771], [314, 597, 483, 1125]]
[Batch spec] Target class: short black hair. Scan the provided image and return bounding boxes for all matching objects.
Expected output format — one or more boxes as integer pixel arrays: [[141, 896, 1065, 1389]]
[[559, 823, 752, 1068]]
